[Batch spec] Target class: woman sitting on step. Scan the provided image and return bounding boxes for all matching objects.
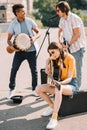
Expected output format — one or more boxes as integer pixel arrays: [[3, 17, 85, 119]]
[[36, 41, 79, 129]]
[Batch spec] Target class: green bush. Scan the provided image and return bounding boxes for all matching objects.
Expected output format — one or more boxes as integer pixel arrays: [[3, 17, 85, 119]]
[[33, 0, 58, 27], [29, 0, 87, 27]]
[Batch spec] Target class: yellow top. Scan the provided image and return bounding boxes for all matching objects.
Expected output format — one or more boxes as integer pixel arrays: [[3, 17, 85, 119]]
[[58, 53, 76, 80]]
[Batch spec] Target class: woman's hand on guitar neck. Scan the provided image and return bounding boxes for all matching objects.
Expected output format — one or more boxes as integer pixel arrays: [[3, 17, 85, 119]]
[[45, 67, 52, 76], [45, 58, 53, 75]]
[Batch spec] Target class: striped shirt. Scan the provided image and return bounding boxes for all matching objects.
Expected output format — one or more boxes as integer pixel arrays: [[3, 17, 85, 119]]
[[59, 12, 86, 53]]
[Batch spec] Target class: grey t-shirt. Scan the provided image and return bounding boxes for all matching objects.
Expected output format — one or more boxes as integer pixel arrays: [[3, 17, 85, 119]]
[[20, 20, 36, 52], [8, 18, 38, 52]]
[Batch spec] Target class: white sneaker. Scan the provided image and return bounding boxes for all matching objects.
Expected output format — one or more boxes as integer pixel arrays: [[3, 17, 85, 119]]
[[32, 90, 38, 97], [42, 107, 53, 116], [46, 118, 58, 129], [8, 89, 15, 99]]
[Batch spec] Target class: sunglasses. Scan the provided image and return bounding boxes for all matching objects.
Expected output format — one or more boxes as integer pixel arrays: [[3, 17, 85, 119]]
[[49, 51, 55, 56], [56, 9, 60, 12]]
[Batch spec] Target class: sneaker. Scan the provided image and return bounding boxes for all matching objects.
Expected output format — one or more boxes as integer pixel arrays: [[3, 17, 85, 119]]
[[46, 118, 58, 129], [42, 107, 53, 116], [8, 89, 15, 99], [32, 90, 38, 97]]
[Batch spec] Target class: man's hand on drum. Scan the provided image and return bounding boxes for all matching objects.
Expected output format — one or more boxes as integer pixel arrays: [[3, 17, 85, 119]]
[[8, 45, 19, 52], [7, 40, 19, 53], [6, 45, 19, 54], [10, 46, 19, 52], [29, 36, 36, 44]]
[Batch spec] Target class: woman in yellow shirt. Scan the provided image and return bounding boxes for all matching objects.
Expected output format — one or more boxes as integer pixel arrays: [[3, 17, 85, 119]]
[[36, 42, 78, 129]]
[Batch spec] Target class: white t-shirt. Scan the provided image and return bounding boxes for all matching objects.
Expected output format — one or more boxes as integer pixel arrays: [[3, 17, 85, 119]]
[[59, 12, 86, 53]]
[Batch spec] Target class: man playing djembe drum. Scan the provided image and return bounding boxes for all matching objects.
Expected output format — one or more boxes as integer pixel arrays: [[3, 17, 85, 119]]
[[7, 4, 40, 98]]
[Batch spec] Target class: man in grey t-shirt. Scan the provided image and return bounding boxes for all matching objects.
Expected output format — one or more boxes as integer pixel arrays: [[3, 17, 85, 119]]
[[7, 4, 40, 98]]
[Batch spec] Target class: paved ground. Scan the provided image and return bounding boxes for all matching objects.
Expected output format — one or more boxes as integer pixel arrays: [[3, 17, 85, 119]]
[[0, 28, 87, 130]]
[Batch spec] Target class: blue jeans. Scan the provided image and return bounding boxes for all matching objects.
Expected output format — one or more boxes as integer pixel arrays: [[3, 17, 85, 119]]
[[9, 51, 37, 91], [71, 48, 85, 88], [68, 78, 79, 95]]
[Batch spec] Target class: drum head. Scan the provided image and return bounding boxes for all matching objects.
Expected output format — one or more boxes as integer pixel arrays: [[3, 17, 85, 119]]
[[14, 33, 31, 51]]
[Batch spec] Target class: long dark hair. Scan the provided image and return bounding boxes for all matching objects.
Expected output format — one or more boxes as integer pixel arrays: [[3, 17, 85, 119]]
[[48, 42, 66, 68], [48, 42, 64, 59], [56, 1, 70, 15]]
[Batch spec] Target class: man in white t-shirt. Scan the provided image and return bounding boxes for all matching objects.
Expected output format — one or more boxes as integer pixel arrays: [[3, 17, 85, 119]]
[[56, 1, 86, 88]]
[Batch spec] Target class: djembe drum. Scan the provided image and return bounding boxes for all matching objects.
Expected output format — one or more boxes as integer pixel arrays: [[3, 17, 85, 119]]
[[7, 33, 31, 53]]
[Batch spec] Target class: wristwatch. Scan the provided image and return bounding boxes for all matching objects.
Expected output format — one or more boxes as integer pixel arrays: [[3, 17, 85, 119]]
[[68, 43, 71, 47]]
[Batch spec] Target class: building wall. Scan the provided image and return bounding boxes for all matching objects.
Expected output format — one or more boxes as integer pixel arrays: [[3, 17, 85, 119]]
[[0, 10, 7, 23], [27, 0, 33, 14], [0, 0, 33, 22]]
